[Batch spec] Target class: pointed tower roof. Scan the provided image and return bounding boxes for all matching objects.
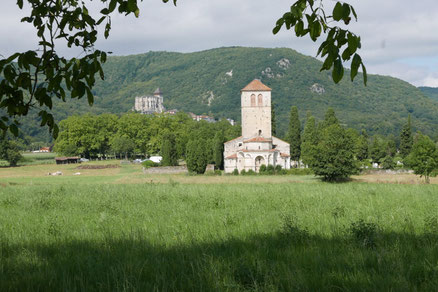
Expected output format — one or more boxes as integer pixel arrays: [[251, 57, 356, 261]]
[[153, 88, 162, 95], [241, 79, 272, 92]]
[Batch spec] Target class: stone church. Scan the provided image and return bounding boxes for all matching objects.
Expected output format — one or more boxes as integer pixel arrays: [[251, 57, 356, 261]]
[[134, 88, 165, 114], [224, 80, 291, 173]]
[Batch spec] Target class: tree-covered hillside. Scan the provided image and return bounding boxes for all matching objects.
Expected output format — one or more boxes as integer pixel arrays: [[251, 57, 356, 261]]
[[419, 87, 438, 102], [19, 47, 438, 143]]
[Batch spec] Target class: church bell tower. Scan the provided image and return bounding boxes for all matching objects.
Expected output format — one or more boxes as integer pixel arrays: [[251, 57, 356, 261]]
[[241, 79, 272, 140]]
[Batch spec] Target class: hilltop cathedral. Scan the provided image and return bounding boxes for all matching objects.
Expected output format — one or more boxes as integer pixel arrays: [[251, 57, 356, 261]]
[[134, 88, 165, 114], [224, 80, 291, 173]]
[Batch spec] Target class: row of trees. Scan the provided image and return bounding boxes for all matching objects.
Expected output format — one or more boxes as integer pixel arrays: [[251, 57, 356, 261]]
[[284, 107, 438, 182], [54, 112, 240, 167]]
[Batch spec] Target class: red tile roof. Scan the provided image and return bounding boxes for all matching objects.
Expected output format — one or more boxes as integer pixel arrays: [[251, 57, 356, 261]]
[[242, 149, 277, 152], [280, 153, 290, 157], [225, 154, 237, 159], [224, 136, 243, 144], [241, 79, 272, 92], [244, 136, 272, 143]]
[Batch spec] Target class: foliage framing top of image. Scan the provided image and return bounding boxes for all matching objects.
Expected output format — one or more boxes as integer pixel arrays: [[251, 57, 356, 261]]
[[273, 0, 366, 85]]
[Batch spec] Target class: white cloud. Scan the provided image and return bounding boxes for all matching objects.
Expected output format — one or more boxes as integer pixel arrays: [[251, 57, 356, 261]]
[[1, 0, 438, 87]]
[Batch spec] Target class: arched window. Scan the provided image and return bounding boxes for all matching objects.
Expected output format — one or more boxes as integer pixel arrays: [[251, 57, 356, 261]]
[[258, 94, 263, 106], [250, 94, 256, 106]]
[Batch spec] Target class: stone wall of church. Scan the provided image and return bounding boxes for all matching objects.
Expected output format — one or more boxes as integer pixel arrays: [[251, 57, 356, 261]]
[[272, 137, 290, 156]]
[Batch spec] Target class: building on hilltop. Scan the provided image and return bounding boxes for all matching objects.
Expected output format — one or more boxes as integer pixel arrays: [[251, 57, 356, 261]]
[[223, 80, 291, 173], [134, 88, 165, 114]]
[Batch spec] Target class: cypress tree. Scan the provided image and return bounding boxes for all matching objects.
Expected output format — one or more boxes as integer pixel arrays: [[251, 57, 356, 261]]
[[186, 138, 208, 174], [271, 102, 277, 136], [323, 107, 339, 128], [185, 140, 198, 173], [195, 140, 208, 174], [213, 131, 225, 170], [400, 114, 413, 158], [161, 133, 178, 166], [301, 114, 319, 167], [286, 106, 301, 162]]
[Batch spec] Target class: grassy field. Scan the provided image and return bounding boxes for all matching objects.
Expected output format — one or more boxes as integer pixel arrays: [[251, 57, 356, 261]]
[[1, 162, 438, 291]]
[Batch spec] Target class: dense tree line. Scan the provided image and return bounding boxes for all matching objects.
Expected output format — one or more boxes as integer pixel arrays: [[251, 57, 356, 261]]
[[286, 106, 438, 182], [53, 112, 240, 165]]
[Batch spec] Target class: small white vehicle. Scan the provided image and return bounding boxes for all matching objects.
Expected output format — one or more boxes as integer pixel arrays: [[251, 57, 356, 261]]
[[149, 156, 163, 164]]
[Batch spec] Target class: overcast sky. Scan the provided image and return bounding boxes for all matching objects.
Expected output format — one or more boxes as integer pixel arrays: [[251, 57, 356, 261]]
[[1, 0, 438, 87]]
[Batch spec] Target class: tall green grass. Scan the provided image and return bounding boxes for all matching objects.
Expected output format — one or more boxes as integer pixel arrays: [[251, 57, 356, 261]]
[[1, 183, 437, 290]]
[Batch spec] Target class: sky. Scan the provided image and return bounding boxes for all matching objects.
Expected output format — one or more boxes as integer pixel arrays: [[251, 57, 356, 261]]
[[1, 0, 438, 87]]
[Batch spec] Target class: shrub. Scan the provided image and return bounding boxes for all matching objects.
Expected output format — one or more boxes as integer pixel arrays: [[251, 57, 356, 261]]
[[142, 160, 159, 168], [240, 169, 247, 175], [205, 170, 222, 176], [275, 165, 282, 173], [232, 168, 239, 176], [267, 164, 275, 175], [259, 164, 267, 174], [247, 169, 256, 175], [281, 215, 309, 244], [350, 219, 378, 249]]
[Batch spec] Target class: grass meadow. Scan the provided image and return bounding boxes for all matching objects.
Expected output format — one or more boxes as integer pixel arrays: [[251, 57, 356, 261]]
[[1, 160, 438, 291]]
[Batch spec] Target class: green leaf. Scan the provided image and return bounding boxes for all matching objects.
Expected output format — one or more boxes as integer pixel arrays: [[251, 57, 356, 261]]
[[104, 23, 111, 39], [295, 20, 304, 36], [347, 33, 358, 53], [273, 25, 281, 35], [101, 51, 107, 63], [310, 21, 321, 41], [16, 0, 23, 9], [52, 124, 59, 139], [9, 123, 18, 136], [350, 54, 361, 81], [332, 58, 344, 84], [321, 53, 334, 71], [100, 8, 110, 15], [5, 53, 20, 63], [361, 63, 367, 86], [333, 2, 343, 21], [342, 4, 351, 19], [86, 87, 94, 106], [109, 0, 118, 13], [351, 6, 358, 20], [341, 47, 351, 61], [128, 0, 137, 12]]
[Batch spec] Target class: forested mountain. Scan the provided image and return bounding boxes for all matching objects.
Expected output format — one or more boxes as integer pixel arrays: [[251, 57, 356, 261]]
[[419, 86, 438, 102], [18, 47, 438, 143]]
